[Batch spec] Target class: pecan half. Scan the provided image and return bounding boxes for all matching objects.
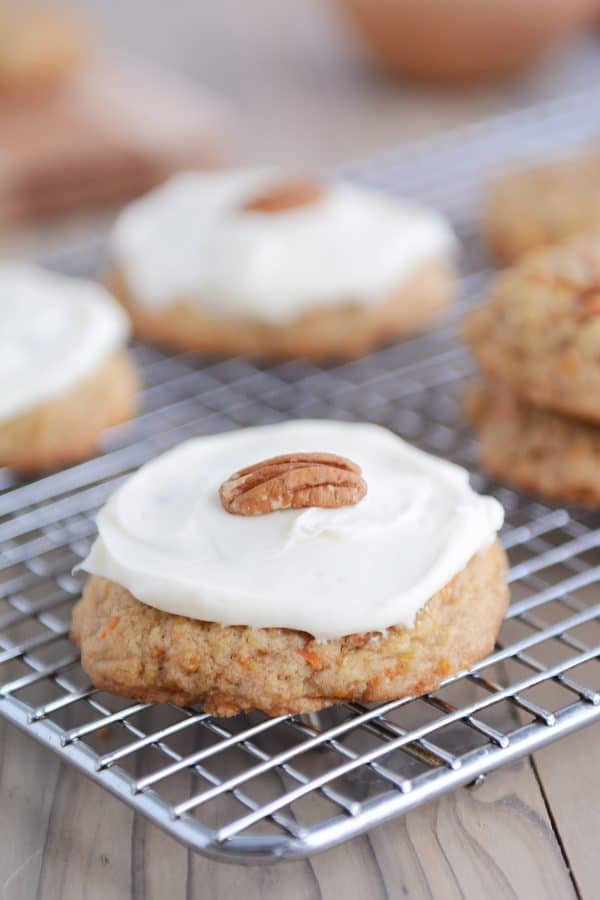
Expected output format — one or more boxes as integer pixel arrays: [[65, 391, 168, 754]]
[[242, 177, 324, 214], [220, 452, 367, 516]]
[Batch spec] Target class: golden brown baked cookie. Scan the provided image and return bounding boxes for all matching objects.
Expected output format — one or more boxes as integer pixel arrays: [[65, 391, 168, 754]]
[[71, 542, 508, 717], [463, 236, 600, 424], [0, 6, 85, 94], [464, 380, 600, 508], [0, 352, 139, 474], [486, 153, 600, 262], [109, 261, 455, 362]]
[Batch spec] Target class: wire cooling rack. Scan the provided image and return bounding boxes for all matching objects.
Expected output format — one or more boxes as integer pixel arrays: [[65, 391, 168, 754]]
[[1, 88, 600, 864]]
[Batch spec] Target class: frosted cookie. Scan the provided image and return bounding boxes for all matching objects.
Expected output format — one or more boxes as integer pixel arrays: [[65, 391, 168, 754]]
[[465, 381, 600, 508], [72, 420, 508, 717], [0, 6, 85, 94], [108, 169, 458, 361], [486, 153, 600, 262], [463, 236, 600, 424], [0, 265, 138, 474]]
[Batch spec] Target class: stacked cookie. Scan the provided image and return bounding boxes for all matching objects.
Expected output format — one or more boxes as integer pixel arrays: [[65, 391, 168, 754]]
[[486, 152, 600, 264], [464, 235, 600, 507]]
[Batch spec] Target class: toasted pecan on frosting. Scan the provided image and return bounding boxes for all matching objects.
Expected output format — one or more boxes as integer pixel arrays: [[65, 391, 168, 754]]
[[220, 451, 367, 515], [242, 177, 324, 214]]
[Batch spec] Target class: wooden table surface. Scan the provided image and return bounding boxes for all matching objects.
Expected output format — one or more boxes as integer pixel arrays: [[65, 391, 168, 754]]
[[2, 2, 600, 897], [2, 718, 599, 899]]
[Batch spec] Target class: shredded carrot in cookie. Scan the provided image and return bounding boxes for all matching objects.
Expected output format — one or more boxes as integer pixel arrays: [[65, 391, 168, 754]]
[[298, 647, 325, 671], [182, 654, 200, 672], [99, 615, 120, 640], [436, 659, 453, 677]]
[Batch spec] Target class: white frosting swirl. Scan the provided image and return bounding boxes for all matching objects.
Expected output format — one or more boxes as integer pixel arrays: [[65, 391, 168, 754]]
[[0, 264, 130, 424], [80, 421, 503, 640], [110, 169, 457, 323]]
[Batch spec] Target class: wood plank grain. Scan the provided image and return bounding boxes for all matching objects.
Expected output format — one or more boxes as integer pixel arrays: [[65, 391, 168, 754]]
[[130, 813, 189, 900], [0, 719, 60, 900], [533, 721, 600, 900], [370, 758, 577, 900], [0, 722, 580, 900], [35, 760, 134, 900]]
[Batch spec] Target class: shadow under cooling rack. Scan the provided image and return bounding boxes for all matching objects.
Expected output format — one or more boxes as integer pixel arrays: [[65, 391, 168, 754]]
[[1, 87, 600, 862]]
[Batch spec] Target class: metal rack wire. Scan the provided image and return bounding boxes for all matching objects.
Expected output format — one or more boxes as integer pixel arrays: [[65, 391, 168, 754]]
[[1, 87, 600, 864]]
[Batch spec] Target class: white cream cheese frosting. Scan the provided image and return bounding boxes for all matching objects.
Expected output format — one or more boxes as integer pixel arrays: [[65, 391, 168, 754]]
[[80, 420, 504, 640], [0, 264, 130, 424], [110, 169, 457, 324]]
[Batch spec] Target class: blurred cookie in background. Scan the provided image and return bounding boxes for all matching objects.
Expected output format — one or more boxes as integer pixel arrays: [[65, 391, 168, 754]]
[[464, 380, 600, 508], [0, 56, 230, 226], [463, 234, 600, 424], [0, 3, 86, 95], [107, 168, 458, 361], [486, 151, 600, 262], [337, 0, 600, 83], [463, 235, 600, 507], [0, 5, 230, 227], [0, 264, 139, 474]]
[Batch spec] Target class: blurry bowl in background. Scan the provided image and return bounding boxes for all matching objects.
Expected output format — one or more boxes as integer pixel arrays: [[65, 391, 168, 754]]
[[337, 0, 600, 83]]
